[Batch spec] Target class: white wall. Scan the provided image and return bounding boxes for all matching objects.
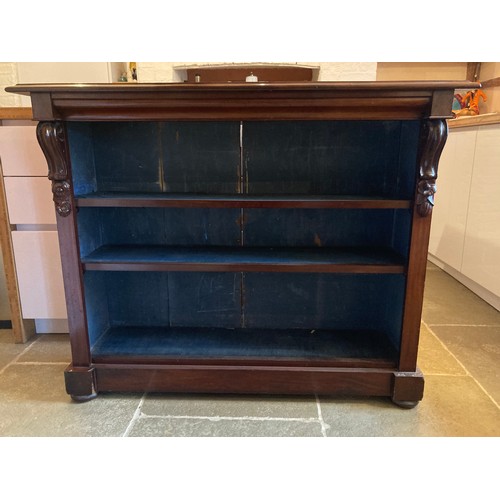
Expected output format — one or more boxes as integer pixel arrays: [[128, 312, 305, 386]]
[[0, 62, 21, 106], [0, 62, 126, 106], [1, 62, 377, 106]]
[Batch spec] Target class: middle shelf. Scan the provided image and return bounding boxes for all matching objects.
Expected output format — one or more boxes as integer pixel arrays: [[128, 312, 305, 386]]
[[81, 245, 406, 273], [75, 193, 412, 210]]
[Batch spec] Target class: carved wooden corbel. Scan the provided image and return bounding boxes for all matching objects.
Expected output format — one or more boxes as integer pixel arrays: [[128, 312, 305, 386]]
[[416, 119, 448, 217], [36, 122, 73, 217]]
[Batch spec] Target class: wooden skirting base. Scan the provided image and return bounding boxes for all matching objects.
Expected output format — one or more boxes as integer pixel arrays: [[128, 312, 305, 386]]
[[64, 363, 424, 408]]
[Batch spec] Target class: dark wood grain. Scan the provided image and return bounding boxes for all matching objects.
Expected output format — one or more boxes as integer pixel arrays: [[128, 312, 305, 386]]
[[93, 363, 394, 397], [481, 76, 500, 88], [6, 81, 479, 122], [14, 82, 456, 404], [75, 193, 412, 209], [0, 107, 32, 120], [81, 245, 406, 274], [416, 119, 448, 216], [36, 122, 91, 367], [398, 120, 447, 372], [185, 66, 315, 83]]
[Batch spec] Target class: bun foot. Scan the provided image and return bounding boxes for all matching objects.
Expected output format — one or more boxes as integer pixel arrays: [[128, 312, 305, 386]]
[[70, 392, 98, 403], [65, 365, 97, 402], [391, 398, 419, 409], [391, 370, 424, 408]]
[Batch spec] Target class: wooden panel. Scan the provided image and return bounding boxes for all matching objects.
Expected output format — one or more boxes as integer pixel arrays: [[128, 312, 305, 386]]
[[81, 245, 406, 274], [185, 66, 315, 83], [0, 108, 33, 120], [93, 363, 394, 397], [0, 126, 47, 176], [6, 82, 474, 122], [75, 193, 412, 209], [4, 177, 56, 224], [11, 231, 67, 318]]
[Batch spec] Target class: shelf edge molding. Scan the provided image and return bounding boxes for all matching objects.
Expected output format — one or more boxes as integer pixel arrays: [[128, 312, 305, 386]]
[[75, 193, 412, 210], [81, 245, 407, 274]]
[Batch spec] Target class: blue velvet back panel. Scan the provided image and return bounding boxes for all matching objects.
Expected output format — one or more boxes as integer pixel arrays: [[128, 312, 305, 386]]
[[67, 122, 97, 196], [67, 120, 420, 197], [84, 271, 405, 349], [77, 207, 411, 260], [160, 122, 241, 194], [77, 207, 242, 257], [68, 121, 241, 194], [243, 121, 419, 197], [91, 122, 162, 193], [67, 120, 419, 352], [243, 273, 405, 348], [244, 208, 411, 256]]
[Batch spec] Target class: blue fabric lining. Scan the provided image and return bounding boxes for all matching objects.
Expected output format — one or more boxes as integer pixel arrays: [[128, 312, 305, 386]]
[[92, 326, 398, 360]]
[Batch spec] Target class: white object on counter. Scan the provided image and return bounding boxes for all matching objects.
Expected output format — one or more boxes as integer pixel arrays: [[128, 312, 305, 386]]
[[245, 73, 258, 82]]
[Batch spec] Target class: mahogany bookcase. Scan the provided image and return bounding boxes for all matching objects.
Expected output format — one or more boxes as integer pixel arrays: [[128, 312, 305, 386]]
[[7, 81, 477, 407]]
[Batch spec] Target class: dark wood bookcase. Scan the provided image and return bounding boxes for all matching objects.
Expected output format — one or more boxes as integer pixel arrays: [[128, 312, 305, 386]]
[[7, 81, 477, 406]]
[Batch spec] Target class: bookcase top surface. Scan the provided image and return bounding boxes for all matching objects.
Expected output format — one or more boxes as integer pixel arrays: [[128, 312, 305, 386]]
[[6, 81, 481, 122], [7, 80, 479, 94]]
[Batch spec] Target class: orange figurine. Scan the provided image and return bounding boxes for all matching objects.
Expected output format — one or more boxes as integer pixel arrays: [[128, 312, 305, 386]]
[[463, 89, 487, 115]]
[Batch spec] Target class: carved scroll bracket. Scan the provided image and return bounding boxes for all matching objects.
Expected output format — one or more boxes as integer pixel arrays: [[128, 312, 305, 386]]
[[416, 119, 448, 217], [36, 122, 73, 217]]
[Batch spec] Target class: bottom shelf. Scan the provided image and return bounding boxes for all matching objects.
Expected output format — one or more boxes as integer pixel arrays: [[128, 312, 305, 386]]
[[91, 326, 399, 367]]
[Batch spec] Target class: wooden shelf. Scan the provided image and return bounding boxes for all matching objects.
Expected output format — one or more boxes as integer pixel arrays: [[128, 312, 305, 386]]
[[81, 245, 406, 273], [0, 107, 33, 120], [448, 112, 500, 129], [91, 325, 398, 368], [75, 193, 411, 209]]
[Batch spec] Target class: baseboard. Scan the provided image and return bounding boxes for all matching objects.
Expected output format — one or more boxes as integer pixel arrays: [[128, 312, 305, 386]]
[[35, 318, 69, 334]]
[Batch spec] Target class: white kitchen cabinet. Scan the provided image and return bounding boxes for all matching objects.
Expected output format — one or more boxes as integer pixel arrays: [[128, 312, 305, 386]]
[[0, 125, 47, 176], [0, 124, 68, 334], [461, 124, 500, 298], [428, 128, 476, 270], [11, 231, 67, 319], [4, 177, 56, 225], [429, 121, 500, 311]]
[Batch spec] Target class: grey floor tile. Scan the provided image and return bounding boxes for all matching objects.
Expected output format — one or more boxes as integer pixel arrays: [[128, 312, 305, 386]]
[[320, 375, 500, 437], [431, 325, 500, 405], [426, 261, 440, 271], [422, 270, 500, 326], [17, 333, 71, 364], [0, 364, 141, 436], [417, 323, 467, 376], [142, 394, 318, 419], [129, 416, 323, 437], [0, 329, 34, 371]]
